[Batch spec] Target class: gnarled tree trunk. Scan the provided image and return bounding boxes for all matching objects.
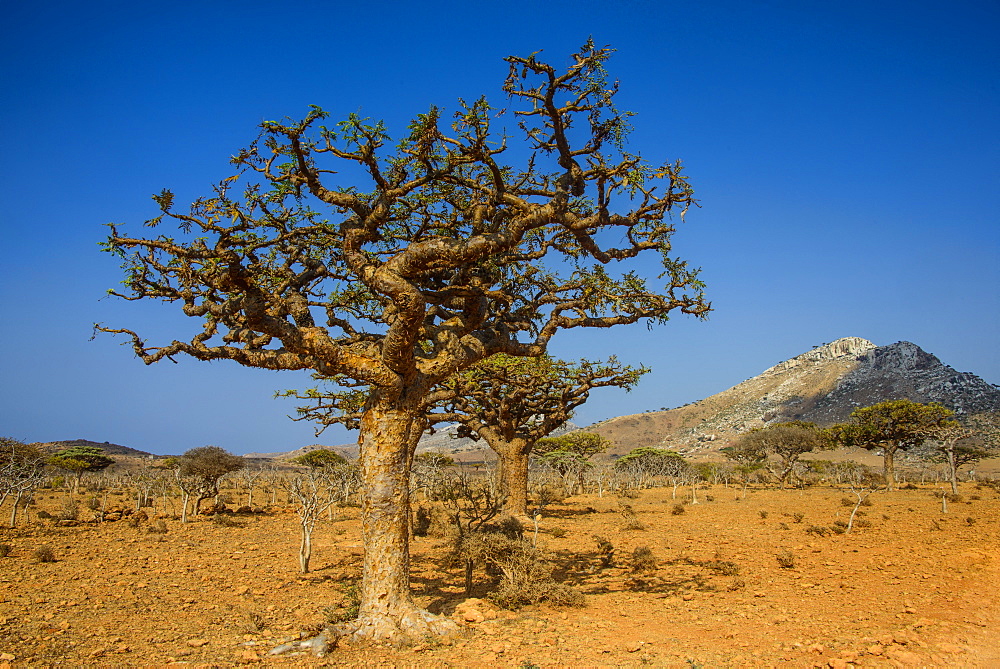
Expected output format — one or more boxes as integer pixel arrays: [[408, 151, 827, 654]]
[[345, 395, 457, 642], [493, 441, 530, 517]]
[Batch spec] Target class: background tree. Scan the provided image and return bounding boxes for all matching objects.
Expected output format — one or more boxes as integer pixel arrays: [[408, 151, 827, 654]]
[[829, 400, 956, 491], [174, 446, 244, 514], [739, 421, 826, 489], [97, 42, 708, 641], [441, 357, 640, 514], [282, 469, 336, 572], [534, 432, 611, 498], [927, 422, 993, 494], [292, 449, 348, 469], [1, 437, 47, 526], [234, 462, 266, 508], [721, 439, 768, 496], [294, 355, 642, 516], [46, 445, 114, 493], [613, 446, 688, 493]]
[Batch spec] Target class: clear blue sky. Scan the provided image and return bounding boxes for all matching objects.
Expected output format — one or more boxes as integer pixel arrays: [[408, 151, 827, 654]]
[[1, 0, 997, 455]]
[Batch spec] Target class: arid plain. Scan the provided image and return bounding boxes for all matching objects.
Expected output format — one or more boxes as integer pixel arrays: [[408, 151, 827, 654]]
[[2, 479, 999, 667]]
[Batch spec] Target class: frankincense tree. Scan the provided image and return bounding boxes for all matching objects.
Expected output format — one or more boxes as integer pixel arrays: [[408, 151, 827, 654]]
[[97, 41, 709, 641]]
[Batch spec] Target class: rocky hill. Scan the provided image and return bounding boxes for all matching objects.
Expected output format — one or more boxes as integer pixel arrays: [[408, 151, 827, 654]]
[[588, 337, 1000, 456], [31, 438, 157, 459]]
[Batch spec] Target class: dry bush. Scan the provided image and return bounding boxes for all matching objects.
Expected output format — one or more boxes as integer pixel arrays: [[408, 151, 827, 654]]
[[758, 510, 768, 519], [459, 531, 583, 609], [840, 497, 854, 507], [593, 535, 615, 567], [670, 503, 686, 515], [548, 526, 568, 538], [416, 504, 457, 538], [58, 499, 78, 521], [619, 503, 647, 531], [147, 519, 168, 534], [775, 550, 796, 569], [792, 512, 804, 523], [34, 545, 56, 563], [631, 545, 657, 573], [212, 513, 242, 528], [0, 544, 11, 558]]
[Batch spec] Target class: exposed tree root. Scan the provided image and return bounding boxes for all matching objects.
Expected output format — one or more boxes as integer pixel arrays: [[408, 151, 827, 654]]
[[270, 607, 461, 656]]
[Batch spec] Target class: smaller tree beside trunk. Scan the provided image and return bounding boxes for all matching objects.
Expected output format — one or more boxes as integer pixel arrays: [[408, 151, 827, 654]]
[[282, 469, 336, 572]]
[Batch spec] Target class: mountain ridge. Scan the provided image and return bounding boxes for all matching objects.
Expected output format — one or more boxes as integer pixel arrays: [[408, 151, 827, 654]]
[[588, 337, 1000, 456]]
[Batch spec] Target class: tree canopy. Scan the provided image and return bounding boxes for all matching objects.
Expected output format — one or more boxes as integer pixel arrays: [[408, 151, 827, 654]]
[[97, 40, 709, 641], [737, 421, 827, 488], [291, 448, 348, 468], [614, 446, 686, 475], [47, 445, 115, 489]]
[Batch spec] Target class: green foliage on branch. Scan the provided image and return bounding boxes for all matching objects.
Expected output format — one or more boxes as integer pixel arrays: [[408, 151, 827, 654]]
[[614, 446, 686, 474], [291, 449, 348, 468], [47, 445, 114, 477]]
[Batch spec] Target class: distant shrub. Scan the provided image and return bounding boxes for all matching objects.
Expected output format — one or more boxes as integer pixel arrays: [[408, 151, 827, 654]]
[[148, 520, 168, 534], [670, 503, 686, 516], [631, 546, 657, 573], [840, 497, 854, 507], [594, 535, 615, 568], [212, 513, 242, 528], [758, 510, 768, 519], [805, 525, 829, 537], [792, 512, 804, 523], [413, 505, 431, 537], [775, 550, 796, 569], [0, 544, 11, 558], [619, 504, 647, 531], [34, 546, 56, 563], [548, 527, 567, 538], [58, 498, 79, 521]]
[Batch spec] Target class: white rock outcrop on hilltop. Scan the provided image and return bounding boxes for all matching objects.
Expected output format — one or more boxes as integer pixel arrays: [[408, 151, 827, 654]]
[[760, 337, 876, 376]]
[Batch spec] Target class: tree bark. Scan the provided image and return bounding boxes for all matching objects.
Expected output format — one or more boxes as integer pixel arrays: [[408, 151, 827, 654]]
[[346, 396, 457, 642], [300, 521, 312, 573], [947, 449, 959, 495], [883, 446, 897, 491], [494, 443, 530, 516]]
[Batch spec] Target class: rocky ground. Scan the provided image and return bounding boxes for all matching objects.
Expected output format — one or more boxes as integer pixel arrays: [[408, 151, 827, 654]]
[[1, 481, 999, 667]]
